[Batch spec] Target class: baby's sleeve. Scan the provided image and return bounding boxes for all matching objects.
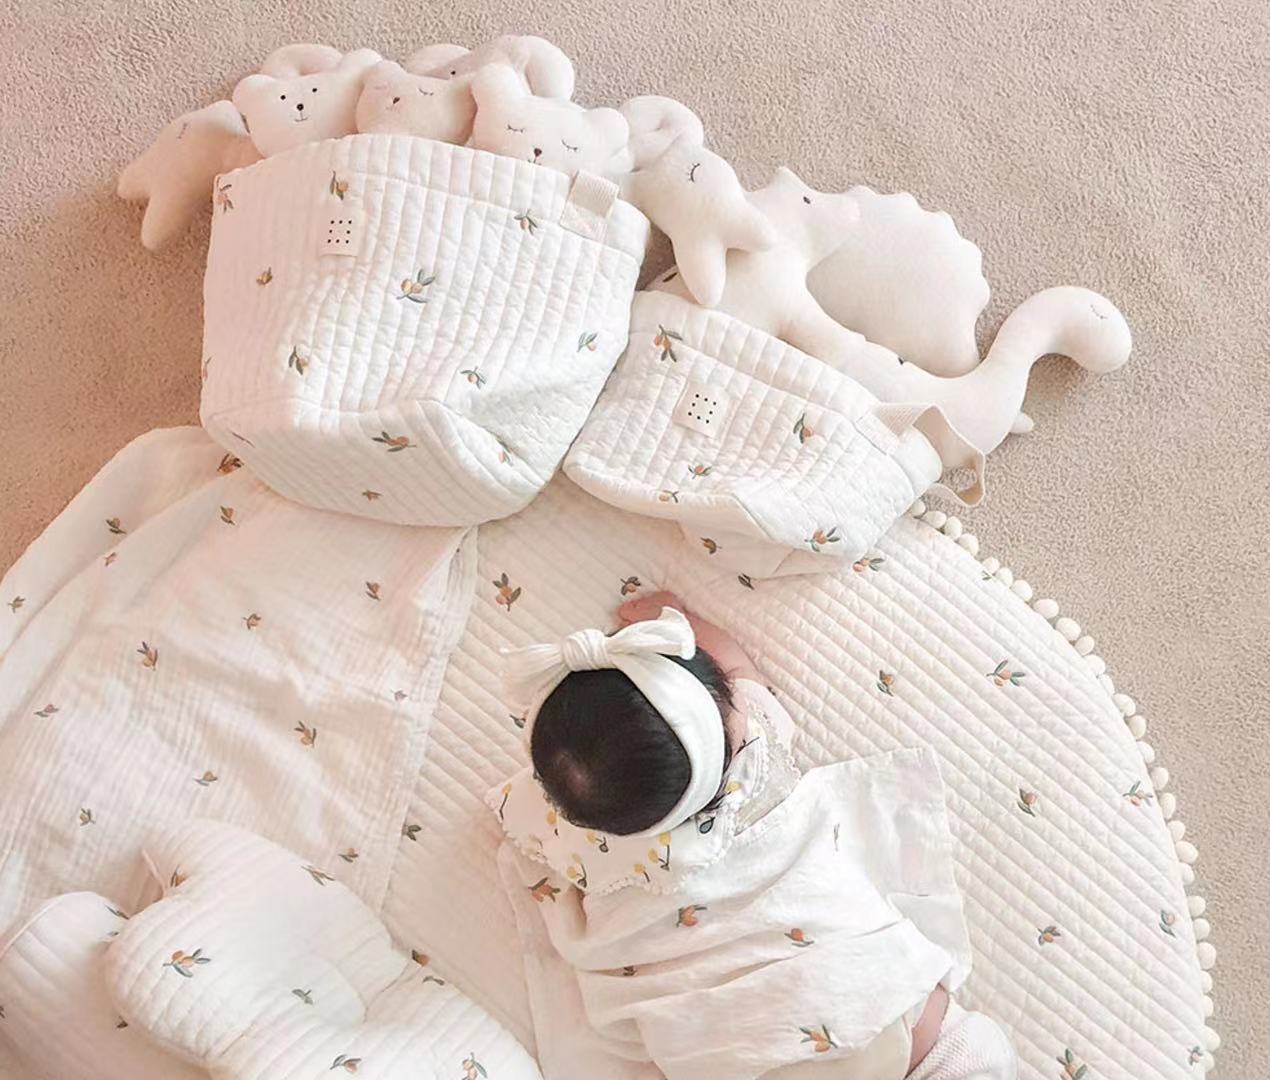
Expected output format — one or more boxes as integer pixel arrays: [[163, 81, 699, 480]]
[[732, 678, 797, 752]]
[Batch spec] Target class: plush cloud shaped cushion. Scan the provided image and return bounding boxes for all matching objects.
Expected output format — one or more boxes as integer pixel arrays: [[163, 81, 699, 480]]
[[233, 45, 381, 157], [469, 64, 628, 177], [355, 60, 476, 142], [0, 821, 541, 1079]]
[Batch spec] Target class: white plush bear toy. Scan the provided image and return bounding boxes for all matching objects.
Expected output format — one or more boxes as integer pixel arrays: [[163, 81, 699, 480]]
[[469, 63, 628, 177], [355, 59, 476, 142], [233, 43, 381, 157]]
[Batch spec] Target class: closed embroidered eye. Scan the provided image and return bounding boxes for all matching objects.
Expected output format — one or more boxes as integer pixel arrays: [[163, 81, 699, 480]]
[[561, 139, 579, 152], [417, 87, 434, 96], [506, 124, 526, 134], [688, 162, 701, 183]]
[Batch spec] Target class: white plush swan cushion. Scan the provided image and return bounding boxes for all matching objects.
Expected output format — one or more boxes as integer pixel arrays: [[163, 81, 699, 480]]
[[0, 820, 540, 1080]]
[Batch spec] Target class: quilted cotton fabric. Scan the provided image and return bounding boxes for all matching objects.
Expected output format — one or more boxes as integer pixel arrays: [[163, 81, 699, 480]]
[[200, 134, 649, 526], [565, 291, 955, 578], [382, 474, 1212, 1079]]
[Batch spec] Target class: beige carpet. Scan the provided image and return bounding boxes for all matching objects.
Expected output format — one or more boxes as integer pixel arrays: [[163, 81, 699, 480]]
[[1, 1, 1266, 1073]]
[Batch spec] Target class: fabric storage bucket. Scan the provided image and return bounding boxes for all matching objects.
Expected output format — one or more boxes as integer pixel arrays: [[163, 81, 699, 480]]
[[565, 291, 981, 578], [199, 133, 649, 525]]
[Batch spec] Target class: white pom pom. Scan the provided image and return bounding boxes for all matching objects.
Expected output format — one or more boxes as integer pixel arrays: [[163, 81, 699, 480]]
[[1180, 863, 1196, 885], [1011, 579, 1033, 601], [1085, 654, 1107, 676], [1150, 766, 1170, 790], [909, 499, 927, 517], [1033, 598, 1059, 619], [996, 566, 1014, 587], [1055, 617, 1081, 641], [981, 556, 1000, 575], [1176, 840, 1199, 865], [1113, 693, 1137, 717], [1097, 673, 1116, 695], [943, 516, 962, 539], [924, 510, 947, 529], [1200, 971, 1213, 993], [1194, 917, 1211, 941], [1074, 635, 1096, 656], [1203, 1025, 1220, 1051], [1167, 819, 1185, 841], [1188, 895, 1207, 917], [1138, 742, 1156, 765], [957, 534, 979, 556], [1128, 715, 1148, 739]]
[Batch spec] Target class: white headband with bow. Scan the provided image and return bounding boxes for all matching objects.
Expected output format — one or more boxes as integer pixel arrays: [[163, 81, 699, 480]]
[[502, 607, 727, 836]]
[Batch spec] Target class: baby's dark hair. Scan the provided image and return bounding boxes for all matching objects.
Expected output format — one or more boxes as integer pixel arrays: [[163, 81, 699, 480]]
[[530, 649, 734, 836]]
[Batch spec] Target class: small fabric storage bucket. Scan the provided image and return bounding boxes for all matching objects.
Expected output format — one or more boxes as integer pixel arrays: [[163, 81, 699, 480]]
[[565, 291, 980, 578], [200, 134, 649, 525]]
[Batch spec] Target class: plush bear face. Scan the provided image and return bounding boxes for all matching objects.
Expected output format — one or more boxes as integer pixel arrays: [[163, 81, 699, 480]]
[[469, 64, 628, 177], [355, 60, 476, 143], [233, 48, 381, 157]]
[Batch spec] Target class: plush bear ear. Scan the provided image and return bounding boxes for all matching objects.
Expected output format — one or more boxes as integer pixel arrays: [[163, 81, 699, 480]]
[[336, 48, 383, 77], [231, 72, 277, 115], [258, 43, 342, 78], [471, 63, 526, 110], [506, 35, 575, 99], [366, 59, 407, 87], [584, 107, 631, 154], [406, 42, 469, 75]]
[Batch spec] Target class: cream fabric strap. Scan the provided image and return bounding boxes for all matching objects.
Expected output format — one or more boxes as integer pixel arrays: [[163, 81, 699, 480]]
[[502, 607, 726, 835]]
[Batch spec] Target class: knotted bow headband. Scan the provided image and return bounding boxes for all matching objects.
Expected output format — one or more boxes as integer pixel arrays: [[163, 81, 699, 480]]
[[502, 607, 727, 835]]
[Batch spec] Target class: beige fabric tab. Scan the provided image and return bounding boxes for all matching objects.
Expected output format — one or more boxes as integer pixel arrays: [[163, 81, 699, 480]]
[[560, 171, 619, 241]]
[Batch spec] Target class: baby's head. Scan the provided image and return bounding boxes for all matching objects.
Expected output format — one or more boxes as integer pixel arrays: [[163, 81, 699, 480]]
[[530, 649, 734, 836]]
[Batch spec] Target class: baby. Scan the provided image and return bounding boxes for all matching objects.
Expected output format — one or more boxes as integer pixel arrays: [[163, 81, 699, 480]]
[[490, 592, 1017, 1080]]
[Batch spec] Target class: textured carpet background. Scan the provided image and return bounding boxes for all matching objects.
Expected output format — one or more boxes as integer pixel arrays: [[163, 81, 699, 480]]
[[1, 1, 1266, 1072]]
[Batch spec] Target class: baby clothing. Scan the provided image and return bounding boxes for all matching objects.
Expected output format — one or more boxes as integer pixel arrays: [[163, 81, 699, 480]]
[[490, 680, 1007, 1079]]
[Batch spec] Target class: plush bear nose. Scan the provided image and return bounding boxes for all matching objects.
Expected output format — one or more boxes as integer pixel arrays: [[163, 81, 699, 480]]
[[532, 147, 542, 158], [295, 102, 305, 112]]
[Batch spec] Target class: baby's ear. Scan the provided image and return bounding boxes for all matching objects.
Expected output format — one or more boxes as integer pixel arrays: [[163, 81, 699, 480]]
[[231, 73, 276, 114], [472, 63, 525, 109], [586, 107, 630, 154]]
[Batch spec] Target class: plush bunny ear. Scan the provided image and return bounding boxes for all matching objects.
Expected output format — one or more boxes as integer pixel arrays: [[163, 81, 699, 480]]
[[504, 34, 575, 98], [405, 42, 469, 75], [622, 96, 703, 169], [585, 107, 631, 156], [471, 62, 526, 108], [336, 47, 384, 76], [366, 58, 407, 86], [257, 43, 342, 78]]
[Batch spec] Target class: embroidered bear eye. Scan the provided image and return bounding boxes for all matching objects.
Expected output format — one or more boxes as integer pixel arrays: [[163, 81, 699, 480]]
[[803, 195, 812, 204], [311, 87, 318, 93], [417, 88, 434, 97], [561, 139, 579, 152], [392, 96, 401, 104], [688, 162, 701, 183], [506, 124, 525, 134], [280, 94, 287, 101]]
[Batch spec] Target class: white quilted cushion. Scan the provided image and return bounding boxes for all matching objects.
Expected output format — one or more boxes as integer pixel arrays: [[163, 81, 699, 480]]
[[565, 291, 950, 577], [200, 134, 648, 526]]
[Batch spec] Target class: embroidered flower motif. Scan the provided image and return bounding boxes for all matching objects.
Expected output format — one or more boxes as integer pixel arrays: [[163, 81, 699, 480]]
[[461, 368, 486, 388], [329, 1055, 361, 1073], [104, 552, 118, 567], [329, 172, 349, 200], [1124, 780, 1154, 807], [393, 690, 407, 702], [686, 463, 713, 479], [657, 489, 680, 504], [653, 325, 683, 362], [338, 848, 359, 863], [566, 855, 589, 889], [514, 211, 539, 234], [215, 181, 233, 212], [529, 877, 560, 903], [876, 671, 896, 696], [372, 431, 416, 452], [786, 928, 815, 947], [494, 573, 522, 612], [256, 267, 273, 286], [546, 809, 559, 835], [163, 948, 211, 978], [496, 437, 514, 464], [1188, 1046, 1203, 1065], [1037, 925, 1062, 946], [987, 660, 1026, 686], [586, 829, 609, 853], [648, 831, 673, 871], [676, 905, 706, 927], [287, 347, 309, 376], [737, 574, 755, 590], [201, 357, 211, 382], [634, 862, 651, 882], [833, 822, 841, 851], [217, 453, 242, 474], [78, 807, 95, 826], [365, 581, 381, 601], [402, 822, 421, 842], [243, 612, 262, 630], [193, 770, 218, 787], [622, 965, 637, 976], [793, 414, 816, 444], [1018, 788, 1039, 816], [806, 527, 840, 553], [34, 704, 58, 718], [462, 1052, 488, 1079], [799, 1024, 838, 1053], [1160, 909, 1177, 937], [169, 868, 188, 889], [1057, 1048, 1088, 1079], [219, 506, 236, 526], [578, 331, 598, 353], [509, 713, 525, 729], [295, 721, 317, 747], [620, 575, 641, 596], [303, 864, 336, 886], [137, 641, 159, 669], [411, 949, 429, 966], [398, 269, 434, 302], [362, 489, 381, 501], [106, 517, 126, 535], [7, 596, 24, 612], [497, 783, 512, 820], [701, 537, 719, 555], [852, 556, 884, 573], [293, 987, 314, 1005]]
